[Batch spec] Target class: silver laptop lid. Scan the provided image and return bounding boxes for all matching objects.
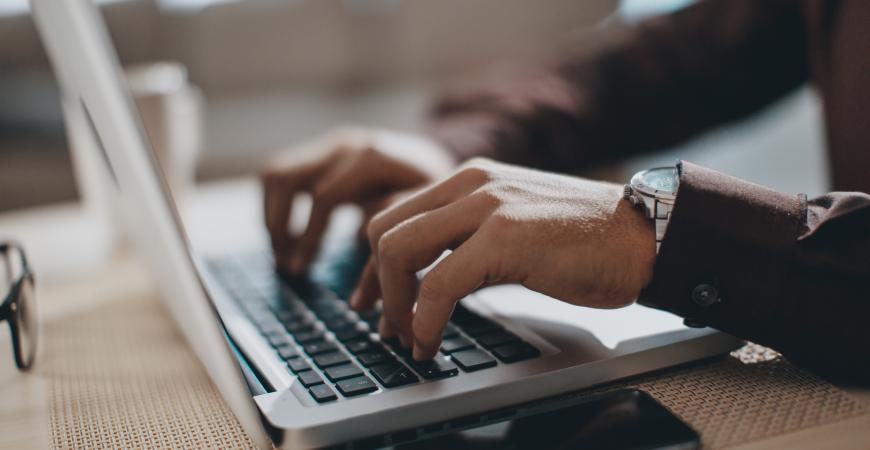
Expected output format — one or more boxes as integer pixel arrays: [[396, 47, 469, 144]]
[[30, 0, 270, 447]]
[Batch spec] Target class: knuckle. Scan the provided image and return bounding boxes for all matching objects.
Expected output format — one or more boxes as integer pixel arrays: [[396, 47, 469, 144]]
[[485, 211, 515, 231], [366, 214, 387, 249], [417, 274, 448, 303], [455, 162, 493, 185], [376, 228, 403, 264], [260, 167, 281, 185]]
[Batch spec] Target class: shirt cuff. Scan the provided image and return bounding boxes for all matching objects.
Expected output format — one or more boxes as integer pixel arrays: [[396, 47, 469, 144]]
[[638, 161, 805, 344]]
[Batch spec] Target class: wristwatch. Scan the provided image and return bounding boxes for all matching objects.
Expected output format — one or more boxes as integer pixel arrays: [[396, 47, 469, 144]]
[[623, 164, 681, 253]]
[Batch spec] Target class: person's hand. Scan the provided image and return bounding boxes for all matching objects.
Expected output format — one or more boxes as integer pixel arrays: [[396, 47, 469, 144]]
[[353, 158, 656, 360], [261, 127, 456, 274]]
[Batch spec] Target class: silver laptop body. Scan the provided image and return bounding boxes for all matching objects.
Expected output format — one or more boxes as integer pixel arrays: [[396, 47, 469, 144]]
[[31, 1, 742, 448]]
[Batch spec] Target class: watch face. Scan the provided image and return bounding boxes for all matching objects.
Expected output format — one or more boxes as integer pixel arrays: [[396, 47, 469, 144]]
[[632, 167, 679, 196]]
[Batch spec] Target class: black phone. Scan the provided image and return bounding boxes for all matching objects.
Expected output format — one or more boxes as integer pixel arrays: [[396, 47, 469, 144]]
[[400, 389, 700, 450]]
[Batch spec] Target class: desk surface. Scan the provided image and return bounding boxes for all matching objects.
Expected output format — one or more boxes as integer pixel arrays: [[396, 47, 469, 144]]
[[2, 190, 869, 450]]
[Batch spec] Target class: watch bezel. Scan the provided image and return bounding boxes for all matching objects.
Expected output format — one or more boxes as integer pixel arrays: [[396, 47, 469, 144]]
[[630, 167, 679, 201]]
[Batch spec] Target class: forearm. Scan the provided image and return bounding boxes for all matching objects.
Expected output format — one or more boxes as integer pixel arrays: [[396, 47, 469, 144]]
[[429, 0, 808, 172], [639, 162, 870, 381]]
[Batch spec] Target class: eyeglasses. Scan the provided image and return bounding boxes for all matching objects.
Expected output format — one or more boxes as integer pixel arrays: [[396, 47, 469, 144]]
[[0, 242, 37, 371]]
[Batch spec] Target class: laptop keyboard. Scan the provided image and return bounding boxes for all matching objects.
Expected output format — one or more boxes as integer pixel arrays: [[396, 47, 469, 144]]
[[207, 253, 540, 404]]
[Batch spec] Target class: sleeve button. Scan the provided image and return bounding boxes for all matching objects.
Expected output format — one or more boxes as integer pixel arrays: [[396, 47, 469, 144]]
[[691, 284, 720, 307]]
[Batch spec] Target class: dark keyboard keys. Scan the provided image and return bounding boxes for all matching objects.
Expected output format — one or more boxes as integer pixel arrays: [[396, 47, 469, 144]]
[[303, 340, 338, 356], [408, 355, 459, 379], [460, 320, 503, 337], [284, 318, 315, 334], [370, 362, 419, 388], [357, 351, 395, 367], [308, 384, 337, 403], [336, 375, 378, 397], [287, 358, 311, 373], [476, 331, 520, 349], [451, 348, 497, 372], [491, 342, 540, 363], [440, 336, 475, 354], [294, 329, 326, 344], [313, 351, 351, 368], [267, 332, 294, 347], [442, 323, 459, 339], [277, 345, 299, 360], [449, 304, 478, 324], [358, 310, 380, 328], [334, 328, 368, 342], [383, 338, 412, 358], [345, 339, 378, 355], [297, 370, 324, 387], [323, 317, 355, 331], [324, 363, 364, 382]]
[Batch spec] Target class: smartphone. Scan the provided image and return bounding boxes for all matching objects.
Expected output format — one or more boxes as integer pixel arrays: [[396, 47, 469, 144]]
[[400, 389, 700, 450]]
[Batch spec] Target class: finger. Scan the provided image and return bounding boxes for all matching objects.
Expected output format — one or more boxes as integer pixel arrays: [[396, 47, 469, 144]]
[[349, 258, 380, 311], [262, 133, 351, 271], [412, 232, 493, 360], [357, 191, 414, 242], [262, 172, 298, 268], [377, 195, 491, 349], [290, 155, 358, 273], [367, 164, 487, 261], [293, 150, 396, 273]]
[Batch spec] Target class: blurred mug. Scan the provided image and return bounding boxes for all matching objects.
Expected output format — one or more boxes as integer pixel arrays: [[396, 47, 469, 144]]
[[125, 61, 203, 195], [62, 61, 203, 252]]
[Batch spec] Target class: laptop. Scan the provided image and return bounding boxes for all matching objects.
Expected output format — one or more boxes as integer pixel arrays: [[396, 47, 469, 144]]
[[31, 1, 742, 448]]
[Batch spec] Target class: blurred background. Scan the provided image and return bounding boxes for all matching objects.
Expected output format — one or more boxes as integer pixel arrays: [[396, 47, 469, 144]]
[[0, 0, 828, 228]]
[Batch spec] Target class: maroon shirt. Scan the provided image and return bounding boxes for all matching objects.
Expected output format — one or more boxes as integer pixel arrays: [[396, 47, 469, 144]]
[[429, 0, 870, 380]]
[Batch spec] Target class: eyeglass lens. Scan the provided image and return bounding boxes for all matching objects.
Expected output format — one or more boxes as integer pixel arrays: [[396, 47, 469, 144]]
[[14, 277, 38, 369]]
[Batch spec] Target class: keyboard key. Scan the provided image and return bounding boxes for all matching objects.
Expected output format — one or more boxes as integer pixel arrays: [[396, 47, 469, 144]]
[[449, 304, 479, 324], [294, 329, 326, 344], [476, 331, 520, 349], [313, 351, 351, 368], [336, 375, 378, 397], [323, 317, 355, 330], [451, 348, 497, 372], [297, 370, 324, 387], [303, 340, 338, 356], [324, 363, 364, 382], [277, 345, 299, 360], [357, 351, 396, 367], [440, 336, 475, 354], [259, 322, 285, 335], [308, 384, 337, 403], [460, 319, 503, 337], [383, 338, 412, 357], [408, 355, 459, 379], [345, 339, 378, 355], [491, 342, 540, 363], [358, 310, 380, 326], [287, 358, 311, 373], [267, 333, 294, 347], [442, 323, 460, 339], [284, 318, 315, 334], [334, 328, 368, 342], [370, 362, 419, 388]]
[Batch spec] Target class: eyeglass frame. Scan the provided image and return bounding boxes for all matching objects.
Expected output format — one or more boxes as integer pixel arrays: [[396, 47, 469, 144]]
[[0, 241, 37, 370]]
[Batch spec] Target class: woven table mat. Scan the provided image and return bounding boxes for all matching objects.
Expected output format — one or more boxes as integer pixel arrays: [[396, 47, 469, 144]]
[[43, 292, 865, 449]]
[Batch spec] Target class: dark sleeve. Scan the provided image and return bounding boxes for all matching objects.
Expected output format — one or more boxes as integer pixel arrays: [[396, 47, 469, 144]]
[[429, 0, 808, 172], [639, 161, 870, 381]]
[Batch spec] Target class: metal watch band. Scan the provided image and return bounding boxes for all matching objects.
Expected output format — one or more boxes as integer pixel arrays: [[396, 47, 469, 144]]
[[653, 199, 673, 253]]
